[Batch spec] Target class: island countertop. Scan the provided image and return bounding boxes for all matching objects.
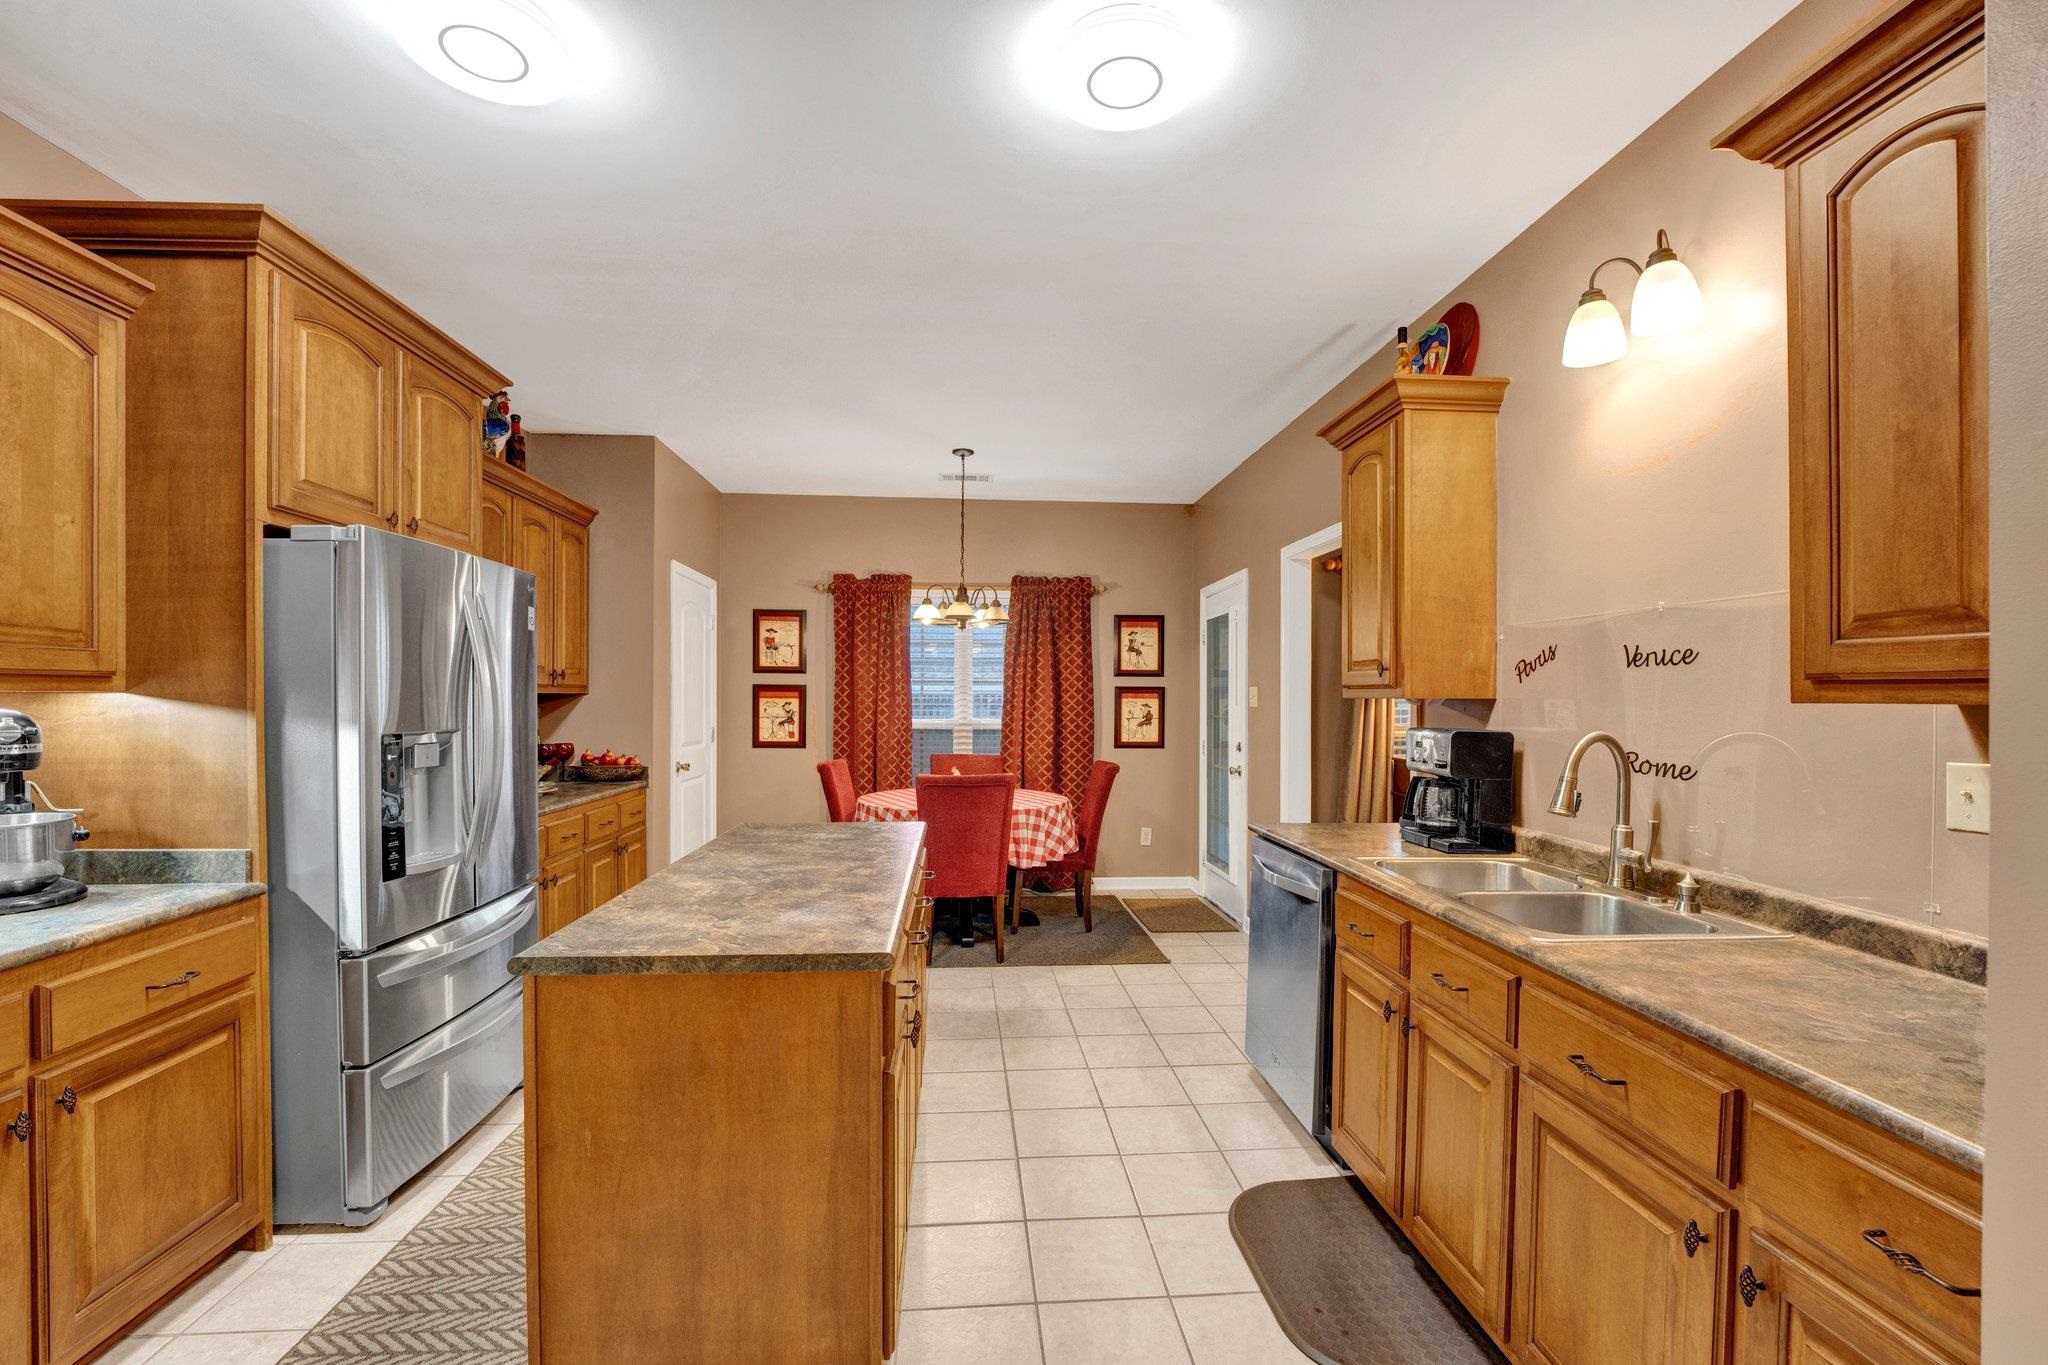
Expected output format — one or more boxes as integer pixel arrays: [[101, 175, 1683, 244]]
[[511, 821, 925, 976], [1255, 822, 1985, 1173]]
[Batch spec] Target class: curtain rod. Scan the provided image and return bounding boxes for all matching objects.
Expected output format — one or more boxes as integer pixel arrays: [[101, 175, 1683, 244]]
[[811, 578, 1108, 595]]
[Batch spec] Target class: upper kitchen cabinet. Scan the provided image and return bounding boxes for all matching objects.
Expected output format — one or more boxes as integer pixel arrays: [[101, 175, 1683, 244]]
[[272, 271, 400, 530], [1717, 0, 1986, 704], [0, 206, 151, 690], [481, 459, 598, 695], [1318, 374, 1508, 701], [401, 353, 486, 549]]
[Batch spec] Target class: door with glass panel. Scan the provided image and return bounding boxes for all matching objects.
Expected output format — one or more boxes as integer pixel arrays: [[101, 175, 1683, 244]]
[[910, 593, 1005, 775], [1199, 572, 1249, 922]]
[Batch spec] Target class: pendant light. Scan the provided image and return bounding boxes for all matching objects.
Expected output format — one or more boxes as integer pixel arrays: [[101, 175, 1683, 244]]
[[919, 450, 1007, 630], [1561, 229, 1706, 368]]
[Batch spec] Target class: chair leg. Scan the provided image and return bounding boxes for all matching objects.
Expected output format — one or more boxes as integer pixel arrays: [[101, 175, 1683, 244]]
[[992, 894, 1006, 964], [1080, 870, 1094, 932], [1007, 866, 1023, 934]]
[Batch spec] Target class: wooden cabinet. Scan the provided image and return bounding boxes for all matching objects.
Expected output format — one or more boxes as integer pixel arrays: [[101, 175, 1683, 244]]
[[0, 1087, 29, 1365], [881, 893, 930, 1361], [0, 207, 150, 690], [1737, 1230, 1964, 1365], [537, 791, 648, 936], [479, 478, 514, 565], [1513, 1078, 1729, 1365], [1329, 948, 1406, 1213], [1318, 374, 1508, 700], [584, 835, 620, 910], [400, 353, 483, 549], [615, 824, 647, 892], [1401, 1002, 1515, 1337], [272, 272, 401, 531], [1717, 0, 1987, 703], [538, 851, 583, 938], [553, 518, 591, 691], [483, 461, 597, 696]]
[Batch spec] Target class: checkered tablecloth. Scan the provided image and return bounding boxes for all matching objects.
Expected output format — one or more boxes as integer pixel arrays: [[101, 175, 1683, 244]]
[[854, 787, 1080, 869]]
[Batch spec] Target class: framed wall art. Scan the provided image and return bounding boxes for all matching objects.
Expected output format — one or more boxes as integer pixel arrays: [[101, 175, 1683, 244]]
[[1113, 614, 1164, 677], [1114, 686, 1165, 749], [753, 609, 807, 673], [753, 684, 807, 748]]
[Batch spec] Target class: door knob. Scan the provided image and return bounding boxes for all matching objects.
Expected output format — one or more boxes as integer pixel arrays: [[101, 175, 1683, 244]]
[[1228, 765, 1244, 777], [676, 761, 692, 773]]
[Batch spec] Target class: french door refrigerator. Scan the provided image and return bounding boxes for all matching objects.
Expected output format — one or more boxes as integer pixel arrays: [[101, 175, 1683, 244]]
[[265, 525, 538, 1225]]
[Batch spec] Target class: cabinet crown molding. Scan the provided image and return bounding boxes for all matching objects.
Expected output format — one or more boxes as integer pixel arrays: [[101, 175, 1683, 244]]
[[1317, 373, 1510, 450], [0, 204, 152, 316], [1714, 0, 1982, 166], [484, 457, 599, 523]]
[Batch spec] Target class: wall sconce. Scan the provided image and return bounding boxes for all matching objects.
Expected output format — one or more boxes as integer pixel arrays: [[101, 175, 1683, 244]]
[[1560, 229, 1705, 368]]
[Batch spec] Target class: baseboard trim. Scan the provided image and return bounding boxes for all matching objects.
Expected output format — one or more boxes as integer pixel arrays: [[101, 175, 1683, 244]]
[[1092, 876, 1201, 895]]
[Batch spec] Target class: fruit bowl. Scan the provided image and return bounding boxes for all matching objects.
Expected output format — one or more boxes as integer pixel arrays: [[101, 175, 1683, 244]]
[[572, 764, 648, 783]]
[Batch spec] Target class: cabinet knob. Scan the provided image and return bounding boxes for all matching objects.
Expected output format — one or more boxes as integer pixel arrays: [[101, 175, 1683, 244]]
[[1737, 1265, 1765, 1308], [1682, 1219, 1709, 1258], [905, 1010, 923, 1046], [55, 1087, 77, 1115], [406, 517, 421, 534], [384, 512, 399, 528], [4, 1112, 27, 1141], [1379, 999, 1395, 1022], [1398, 1017, 1414, 1038]]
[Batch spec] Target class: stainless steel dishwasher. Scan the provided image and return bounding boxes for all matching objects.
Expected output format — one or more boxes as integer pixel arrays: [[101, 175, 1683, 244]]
[[1245, 835, 1335, 1149]]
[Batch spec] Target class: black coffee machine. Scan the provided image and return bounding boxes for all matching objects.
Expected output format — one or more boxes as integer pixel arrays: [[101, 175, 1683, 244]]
[[1399, 727, 1515, 853]]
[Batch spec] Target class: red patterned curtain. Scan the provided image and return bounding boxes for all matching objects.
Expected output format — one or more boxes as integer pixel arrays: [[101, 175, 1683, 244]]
[[832, 573, 912, 795], [1001, 575, 1096, 809]]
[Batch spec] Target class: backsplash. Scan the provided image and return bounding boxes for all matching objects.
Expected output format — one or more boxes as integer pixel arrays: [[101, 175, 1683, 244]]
[[1484, 593, 1989, 939]]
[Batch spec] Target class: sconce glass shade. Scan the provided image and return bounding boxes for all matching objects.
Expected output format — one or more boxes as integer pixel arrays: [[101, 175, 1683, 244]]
[[1630, 238, 1705, 337], [1561, 289, 1629, 368], [912, 593, 944, 624], [941, 594, 978, 625]]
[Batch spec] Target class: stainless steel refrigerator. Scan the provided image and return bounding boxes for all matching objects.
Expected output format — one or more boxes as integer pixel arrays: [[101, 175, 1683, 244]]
[[264, 525, 538, 1226]]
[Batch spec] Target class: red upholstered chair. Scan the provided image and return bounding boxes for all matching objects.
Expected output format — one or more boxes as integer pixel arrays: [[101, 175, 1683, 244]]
[[1023, 760, 1119, 933], [916, 773, 1018, 962], [817, 759, 858, 823], [932, 753, 1004, 776]]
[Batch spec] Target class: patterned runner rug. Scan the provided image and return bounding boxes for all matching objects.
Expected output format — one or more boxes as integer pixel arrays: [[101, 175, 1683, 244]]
[[285, 1128, 526, 1362], [1125, 896, 1240, 934]]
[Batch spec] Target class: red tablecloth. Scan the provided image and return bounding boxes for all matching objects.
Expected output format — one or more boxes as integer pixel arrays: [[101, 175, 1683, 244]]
[[854, 787, 1080, 869]]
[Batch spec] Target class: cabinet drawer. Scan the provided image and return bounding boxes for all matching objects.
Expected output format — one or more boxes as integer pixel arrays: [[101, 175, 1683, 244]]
[[541, 811, 584, 858], [36, 915, 261, 1058], [619, 790, 647, 831], [1518, 986, 1737, 1185], [0, 992, 23, 1078], [1745, 1100, 1980, 1350], [1335, 883, 1407, 977], [1410, 926, 1516, 1048], [582, 800, 623, 844]]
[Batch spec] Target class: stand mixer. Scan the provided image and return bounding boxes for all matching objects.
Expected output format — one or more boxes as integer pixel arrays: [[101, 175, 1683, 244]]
[[0, 709, 89, 911]]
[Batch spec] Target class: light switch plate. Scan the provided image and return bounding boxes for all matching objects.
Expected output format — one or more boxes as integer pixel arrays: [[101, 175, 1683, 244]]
[[1248, 686, 1259, 708], [1946, 763, 1990, 833]]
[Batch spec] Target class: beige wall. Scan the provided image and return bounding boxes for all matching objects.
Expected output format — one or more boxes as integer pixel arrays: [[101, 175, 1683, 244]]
[[716, 494, 1197, 881], [0, 110, 133, 197], [528, 434, 720, 868], [1191, 0, 1990, 936], [1309, 564, 1346, 823]]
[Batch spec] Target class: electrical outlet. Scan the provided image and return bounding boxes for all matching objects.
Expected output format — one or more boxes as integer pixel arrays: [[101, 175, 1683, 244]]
[[1140, 827, 1153, 846], [1946, 763, 1990, 833]]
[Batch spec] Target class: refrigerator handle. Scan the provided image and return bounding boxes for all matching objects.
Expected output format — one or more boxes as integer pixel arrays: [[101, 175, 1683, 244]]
[[462, 587, 505, 868]]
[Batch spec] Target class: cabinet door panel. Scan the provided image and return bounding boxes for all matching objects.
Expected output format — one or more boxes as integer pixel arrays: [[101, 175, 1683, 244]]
[[0, 277, 122, 681], [272, 274, 399, 529], [584, 837, 619, 912], [616, 827, 647, 892], [401, 353, 481, 550], [1330, 949, 1404, 1213], [1340, 421, 1397, 691], [553, 518, 591, 692], [479, 479, 514, 565], [0, 1086, 29, 1365], [540, 852, 583, 936], [1737, 1231, 1962, 1365], [513, 500, 556, 686], [1401, 1003, 1513, 1338]]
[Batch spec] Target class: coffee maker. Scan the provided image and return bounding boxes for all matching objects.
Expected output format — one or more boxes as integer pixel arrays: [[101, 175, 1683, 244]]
[[1399, 727, 1515, 853]]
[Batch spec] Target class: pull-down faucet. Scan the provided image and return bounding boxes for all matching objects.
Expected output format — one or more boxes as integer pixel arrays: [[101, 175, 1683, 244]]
[[1548, 731, 1651, 890]]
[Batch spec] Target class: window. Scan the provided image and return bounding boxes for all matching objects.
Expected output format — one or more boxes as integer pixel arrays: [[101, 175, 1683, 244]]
[[910, 597, 1005, 774]]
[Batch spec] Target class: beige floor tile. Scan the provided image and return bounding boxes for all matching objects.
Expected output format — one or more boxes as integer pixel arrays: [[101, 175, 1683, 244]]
[[1195, 933, 1246, 950], [1036, 1298, 1191, 1364], [1172, 1293, 1310, 1363], [1000, 1009, 1077, 1038], [1125, 982, 1200, 1008], [91, 1336, 163, 1363], [285, 1173, 458, 1245], [1171, 1065, 1269, 1106], [991, 966, 1059, 985], [1003, 1037, 1088, 1070], [1088, 1067, 1189, 1108], [1140, 1007, 1220, 1035], [484, 1089, 524, 1125], [921, 1070, 1012, 1113], [1026, 1217, 1167, 1301], [1206, 1006, 1245, 1033], [1051, 965, 1120, 985], [143, 1334, 305, 1365], [1005, 1068, 1101, 1110], [1059, 983, 1135, 1010], [1208, 945, 1249, 964], [929, 986, 999, 1014], [421, 1121, 514, 1181], [902, 1222, 1035, 1310], [894, 1304, 1045, 1365], [911, 1159, 1026, 1225], [1068, 1007, 1150, 1036], [1222, 1147, 1342, 1188], [1144, 1215, 1257, 1296], [1153, 1034, 1247, 1066], [1155, 940, 1224, 964], [1112, 965, 1185, 985], [932, 967, 999, 988], [930, 1009, 1003, 1040], [927, 1038, 1008, 1073], [1105, 1106, 1216, 1156], [1078, 1035, 1168, 1069], [1171, 963, 1241, 984], [1190, 981, 1247, 1009], [1121, 1152, 1243, 1216], [188, 1242, 388, 1333], [918, 1111, 1019, 1162], [995, 983, 1066, 1011], [1018, 1155, 1139, 1220], [1195, 1101, 1318, 1152], [1014, 1107, 1117, 1158], [130, 1248, 277, 1335]]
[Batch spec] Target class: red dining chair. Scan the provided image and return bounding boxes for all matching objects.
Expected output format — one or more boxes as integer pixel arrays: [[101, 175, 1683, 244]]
[[916, 773, 1018, 963], [1021, 760, 1119, 934], [932, 753, 1004, 776], [817, 759, 858, 823]]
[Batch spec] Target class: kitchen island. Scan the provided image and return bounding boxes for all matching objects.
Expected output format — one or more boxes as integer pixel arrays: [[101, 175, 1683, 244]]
[[511, 821, 929, 1363]]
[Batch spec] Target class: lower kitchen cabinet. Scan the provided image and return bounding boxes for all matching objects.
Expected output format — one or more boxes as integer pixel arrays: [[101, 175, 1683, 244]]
[[536, 791, 649, 937], [880, 903, 928, 1362], [583, 836, 619, 910], [1737, 1230, 1964, 1365], [1401, 1001, 1515, 1338], [538, 852, 583, 938], [1329, 947, 1405, 1213], [1, 1086, 29, 1365], [1513, 1077, 1729, 1365]]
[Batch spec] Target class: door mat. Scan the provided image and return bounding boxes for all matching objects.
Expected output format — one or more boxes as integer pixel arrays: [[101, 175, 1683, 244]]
[[1229, 1175, 1506, 1365], [932, 898, 1167, 967], [1126, 896, 1240, 934]]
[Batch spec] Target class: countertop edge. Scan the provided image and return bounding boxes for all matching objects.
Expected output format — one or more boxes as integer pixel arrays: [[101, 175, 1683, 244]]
[[1252, 824, 1985, 1174], [537, 778, 649, 817], [0, 881, 268, 976]]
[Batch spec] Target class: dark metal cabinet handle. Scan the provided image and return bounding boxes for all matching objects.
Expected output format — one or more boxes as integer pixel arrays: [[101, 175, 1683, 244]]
[[55, 1087, 77, 1114], [1379, 999, 1395, 1022], [4, 1112, 27, 1141], [1862, 1229, 1981, 1297], [384, 512, 399, 528], [905, 1010, 923, 1046], [909, 929, 931, 946], [1346, 922, 1374, 939], [147, 969, 201, 992], [1682, 1220, 1709, 1258], [1430, 972, 1468, 994], [1398, 1017, 1414, 1038], [1568, 1053, 1627, 1086], [898, 981, 920, 1000], [406, 517, 421, 534], [1737, 1265, 1765, 1308]]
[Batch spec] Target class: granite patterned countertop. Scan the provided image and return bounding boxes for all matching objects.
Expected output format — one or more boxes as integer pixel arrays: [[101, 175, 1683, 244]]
[[512, 821, 925, 976], [2, 848, 263, 975], [539, 777, 648, 816], [1255, 823, 1986, 1173]]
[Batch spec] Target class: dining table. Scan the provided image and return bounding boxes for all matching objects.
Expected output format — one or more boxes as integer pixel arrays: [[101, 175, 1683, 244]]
[[853, 786, 1081, 949]]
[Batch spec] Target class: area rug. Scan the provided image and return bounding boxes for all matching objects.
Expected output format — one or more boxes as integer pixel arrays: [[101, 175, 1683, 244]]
[[1230, 1176, 1504, 1364], [285, 1129, 527, 1362], [1126, 895, 1240, 934], [931, 897, 1168, 967]]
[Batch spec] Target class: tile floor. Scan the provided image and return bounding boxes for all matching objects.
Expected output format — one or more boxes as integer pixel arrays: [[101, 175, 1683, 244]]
[[102, 897, 1335, 1364]]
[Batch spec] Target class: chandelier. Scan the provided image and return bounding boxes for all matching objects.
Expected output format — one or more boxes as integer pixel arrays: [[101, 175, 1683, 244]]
[[914, 448, 1008, 629]]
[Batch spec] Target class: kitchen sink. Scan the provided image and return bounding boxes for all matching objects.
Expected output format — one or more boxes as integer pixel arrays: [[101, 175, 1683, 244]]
[[1372, 858, 1581, 895], [1457, 891, 1788, 942]]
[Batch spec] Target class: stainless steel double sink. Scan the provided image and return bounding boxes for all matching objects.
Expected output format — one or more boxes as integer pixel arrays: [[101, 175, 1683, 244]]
[[1371, 857, 1787, 943]]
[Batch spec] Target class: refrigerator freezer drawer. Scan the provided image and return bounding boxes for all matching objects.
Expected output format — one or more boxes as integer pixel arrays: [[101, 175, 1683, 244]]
[[337, 884, 538, 1067], [343, 978, 522, 1212]]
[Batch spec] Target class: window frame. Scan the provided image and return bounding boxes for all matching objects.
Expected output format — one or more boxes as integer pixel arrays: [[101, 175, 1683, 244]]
[[910, 600, 1004, 765]]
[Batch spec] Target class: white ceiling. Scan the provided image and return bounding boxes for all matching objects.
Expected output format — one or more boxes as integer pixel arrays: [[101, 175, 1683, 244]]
[[0, 0, 1798, 502]]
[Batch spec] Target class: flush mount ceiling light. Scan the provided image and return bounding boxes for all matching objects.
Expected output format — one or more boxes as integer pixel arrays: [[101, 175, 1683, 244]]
[[365, 0, 582, 105], [1019, 1, 1234, 131], [1561, 229, 1707, 368]]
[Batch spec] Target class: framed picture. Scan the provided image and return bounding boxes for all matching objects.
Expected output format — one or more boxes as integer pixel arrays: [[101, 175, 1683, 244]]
[[753, 684, 807, 748], [753, 609, 807, 673], [1114, 686, 1165, 749], [1113, 614, 1164, 676]]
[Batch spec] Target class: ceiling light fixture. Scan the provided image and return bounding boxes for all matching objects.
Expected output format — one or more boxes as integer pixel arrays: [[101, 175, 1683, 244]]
[[1019, 1, 1234, 132], [916, 450, 1008, 630], [1561, 229, 1707, 368], [364, 0, 586, 106]]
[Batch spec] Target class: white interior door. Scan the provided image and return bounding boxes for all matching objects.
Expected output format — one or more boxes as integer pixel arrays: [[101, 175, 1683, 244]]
[[1199, 571, 1250, 923], [670, 563, 717, 862]]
